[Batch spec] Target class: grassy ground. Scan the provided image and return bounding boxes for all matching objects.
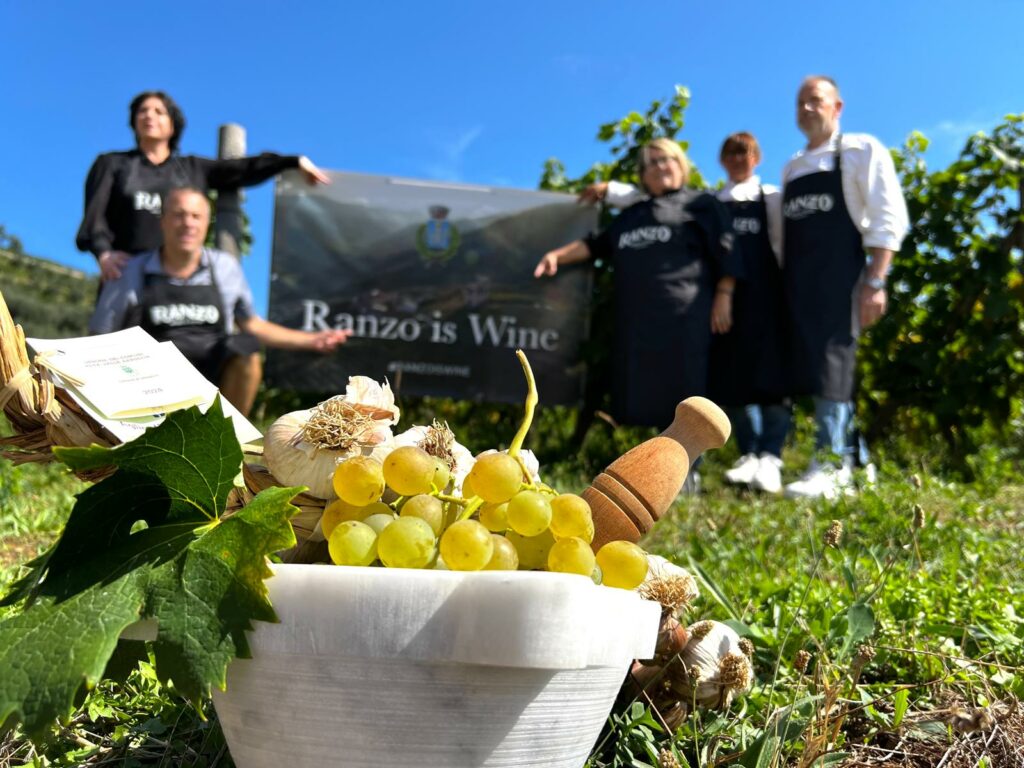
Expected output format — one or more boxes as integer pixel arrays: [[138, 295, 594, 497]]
[[1, 426, 1021, 767]]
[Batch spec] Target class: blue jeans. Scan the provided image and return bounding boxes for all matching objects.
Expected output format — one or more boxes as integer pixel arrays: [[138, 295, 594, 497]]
[[813, 397, 870, 465], [725, 404, 791, 459]]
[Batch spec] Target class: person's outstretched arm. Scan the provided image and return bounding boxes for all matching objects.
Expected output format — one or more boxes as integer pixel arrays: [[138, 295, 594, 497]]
[[534, 240, 592, 278], [238, 315, 352, 351], [200, 154, 330, 190]]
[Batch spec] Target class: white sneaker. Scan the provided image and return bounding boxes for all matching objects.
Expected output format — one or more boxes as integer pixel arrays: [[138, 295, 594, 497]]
[[724, 454, 760, 486], [751, 453, 783, 494], [783, 461, 853, 501], [861, 462, 878, 488]]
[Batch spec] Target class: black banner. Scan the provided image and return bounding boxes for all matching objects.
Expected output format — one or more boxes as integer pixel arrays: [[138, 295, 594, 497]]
[[266, 170, 596, 404]]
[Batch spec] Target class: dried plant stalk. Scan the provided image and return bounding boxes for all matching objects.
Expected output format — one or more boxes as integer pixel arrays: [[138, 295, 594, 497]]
[[0, 289, 116, 470]]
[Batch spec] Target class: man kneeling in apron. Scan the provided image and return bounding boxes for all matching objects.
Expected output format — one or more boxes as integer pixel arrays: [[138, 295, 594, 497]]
[[90, 186, 350, 416], [781, 76, 909, 500]]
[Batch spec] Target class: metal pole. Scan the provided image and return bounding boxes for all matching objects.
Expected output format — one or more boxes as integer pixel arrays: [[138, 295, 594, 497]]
[[214, 123, 247, 256]]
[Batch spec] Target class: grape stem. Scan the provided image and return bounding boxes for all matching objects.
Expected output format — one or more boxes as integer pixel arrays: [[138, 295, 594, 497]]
[[458, 350, 535, 524], [435, 492, 469, 505], [459, 496, 484, 522], [508, 349, 537, 459]]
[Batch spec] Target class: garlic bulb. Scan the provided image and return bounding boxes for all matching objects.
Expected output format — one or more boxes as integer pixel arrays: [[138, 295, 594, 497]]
[[637, 555, 700, 612], [653, 615, 689, 664], [671, 620, 753, 710], [263, 377, 399, 499], [386, 422, 475, 493]]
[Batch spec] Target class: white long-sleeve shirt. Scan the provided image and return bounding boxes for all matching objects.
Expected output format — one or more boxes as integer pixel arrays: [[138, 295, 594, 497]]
[[782, 130, 909, 252], [605, 176, 783, 263]]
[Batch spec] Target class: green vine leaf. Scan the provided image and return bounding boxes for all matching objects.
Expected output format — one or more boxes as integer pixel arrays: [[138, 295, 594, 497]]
[[0, 400, 300, 739]]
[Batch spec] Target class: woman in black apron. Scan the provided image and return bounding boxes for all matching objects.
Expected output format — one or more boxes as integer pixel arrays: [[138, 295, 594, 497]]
[[76, 90, 329, 282], [535, 138, 740, 430], [707, 133, 789, 494]]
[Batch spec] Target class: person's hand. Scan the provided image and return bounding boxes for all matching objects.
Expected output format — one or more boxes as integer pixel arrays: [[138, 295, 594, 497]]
[[308, 328, 352, 352], [98, 250, 132, 281], [298, 156, 331, 185], [711, 291, 733, 334], [860, 285, 887, 329], [534, 251, 560, 278], [577, 182, 609, 205]]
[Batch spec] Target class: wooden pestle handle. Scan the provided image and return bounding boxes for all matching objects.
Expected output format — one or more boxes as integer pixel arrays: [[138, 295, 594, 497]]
[[661, 397, 732, 465], [585, 397, 731, 551]]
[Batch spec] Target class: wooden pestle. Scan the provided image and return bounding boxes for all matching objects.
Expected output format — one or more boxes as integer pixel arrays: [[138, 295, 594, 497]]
[[584, 397, 731, 551]]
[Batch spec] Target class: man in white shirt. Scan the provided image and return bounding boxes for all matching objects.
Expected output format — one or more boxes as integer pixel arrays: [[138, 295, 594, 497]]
[[780, 75, 909, 500]]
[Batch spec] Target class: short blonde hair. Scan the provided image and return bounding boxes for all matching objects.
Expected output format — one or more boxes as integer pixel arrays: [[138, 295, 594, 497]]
[[638, 138, 691, 192]]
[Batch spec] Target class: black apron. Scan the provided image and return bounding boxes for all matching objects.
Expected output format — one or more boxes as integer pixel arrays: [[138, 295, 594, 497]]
[[133, 254, 229, 383], [610, 193, 716, 428], [708, 188, 786, 405], [782, 143, 865, 401], [120, 154, 200, 255]]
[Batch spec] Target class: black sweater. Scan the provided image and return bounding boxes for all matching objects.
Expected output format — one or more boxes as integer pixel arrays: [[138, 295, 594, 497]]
[[75, 150, 300, 258]]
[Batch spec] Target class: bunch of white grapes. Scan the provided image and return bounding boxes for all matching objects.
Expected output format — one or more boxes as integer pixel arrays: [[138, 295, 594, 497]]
[[323, 445, 648, 589]]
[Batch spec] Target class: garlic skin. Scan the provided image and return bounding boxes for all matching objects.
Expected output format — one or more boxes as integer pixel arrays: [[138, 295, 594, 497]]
[[673, 620, 753, 710], [653, 616, 689, 664], [262, 377, 400, 500], [343, 377, 400, 434]]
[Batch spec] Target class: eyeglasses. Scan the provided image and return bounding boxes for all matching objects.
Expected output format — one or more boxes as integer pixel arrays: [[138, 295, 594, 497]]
[[645, 155, 678, 169], [722, 147, 750, 157]]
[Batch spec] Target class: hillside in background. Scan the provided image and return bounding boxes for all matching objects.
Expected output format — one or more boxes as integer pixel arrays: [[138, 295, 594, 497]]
[[0, 248, 96, 339]]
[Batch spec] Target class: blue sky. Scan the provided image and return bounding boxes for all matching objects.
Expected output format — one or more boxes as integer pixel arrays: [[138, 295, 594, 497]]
[[2, 1, 1021, 314]]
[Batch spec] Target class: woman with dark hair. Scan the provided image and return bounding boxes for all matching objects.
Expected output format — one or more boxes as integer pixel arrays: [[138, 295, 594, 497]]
[[76, 90, 328, 281], [535, 138, 740, 430]]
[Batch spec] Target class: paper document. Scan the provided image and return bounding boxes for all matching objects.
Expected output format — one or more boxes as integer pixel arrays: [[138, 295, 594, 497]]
[[26, 328, 262, 445]]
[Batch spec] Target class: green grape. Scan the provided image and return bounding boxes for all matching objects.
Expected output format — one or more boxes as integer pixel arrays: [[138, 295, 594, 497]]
[[466, 453, 523, 503], [507, 490, 552, 537], [439, 519, 494, 571], [383, 446, 437, 496], [363, 512, 397, 535], [328, 521, 378, 567], [460, 473, 477, 499], [596, 541, 649, 589], [377, 516, 436, 569], [321, 498, 368, 538], [431, 458, 452, 492], [323, 499, 393, 538], [484, 534, 519, 571], [400, 494, 444, 535], [505, 528, 555, 570], [332, 457, 385, 506], [478, 501, 509, 532], [547, 536, 596, 576], [549, 494, 594, 543]]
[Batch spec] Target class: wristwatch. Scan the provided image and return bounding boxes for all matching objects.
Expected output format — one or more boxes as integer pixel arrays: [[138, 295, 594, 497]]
[[865, 276, 886, 290]]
